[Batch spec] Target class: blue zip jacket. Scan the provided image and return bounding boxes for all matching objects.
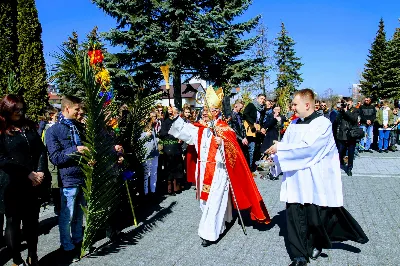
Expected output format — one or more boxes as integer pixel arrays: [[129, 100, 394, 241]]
[[45, 122, 83, 187]]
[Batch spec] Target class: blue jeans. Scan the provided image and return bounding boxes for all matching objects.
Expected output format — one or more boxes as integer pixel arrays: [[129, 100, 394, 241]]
[[360, 125, 373, 150], [59, 187, 85, 251], [337, 140, 356, 170], [378, 130, 390, 150], [248, 141, 256, 172]]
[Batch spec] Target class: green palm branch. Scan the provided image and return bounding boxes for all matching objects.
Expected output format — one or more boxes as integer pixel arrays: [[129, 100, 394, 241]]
[[79, 55, 125, 258], [53, 47, 124, 257], [121, 92, 162, 164]]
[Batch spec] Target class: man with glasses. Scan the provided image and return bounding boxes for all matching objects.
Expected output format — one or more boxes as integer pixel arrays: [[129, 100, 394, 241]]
[[320, 101, 330, 118], [359, 97, 376, 153]]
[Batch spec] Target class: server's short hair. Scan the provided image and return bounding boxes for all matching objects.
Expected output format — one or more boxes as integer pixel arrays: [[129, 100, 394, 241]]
[[293, 89, 315, 101]]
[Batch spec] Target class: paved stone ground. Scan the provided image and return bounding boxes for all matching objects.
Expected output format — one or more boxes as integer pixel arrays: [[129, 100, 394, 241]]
[[2, 150, 400, 266]]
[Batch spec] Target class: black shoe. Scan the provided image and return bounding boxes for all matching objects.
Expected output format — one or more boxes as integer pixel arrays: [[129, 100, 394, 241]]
[[384, 149, 389, 153], [289, 257, 307, 266], [358, 150, 363, 153], [201, 238, 212, 247], [60, 247, 80, 262], [310, 247, 322, 260], [74, 241, 83, 251], [347, 170, 352, 176], [366, 149, 373, 153], [378, 150, 383, 153]]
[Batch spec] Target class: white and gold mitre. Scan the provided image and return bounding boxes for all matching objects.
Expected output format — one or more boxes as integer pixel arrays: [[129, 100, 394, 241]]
[[205, 86, 224, 109]]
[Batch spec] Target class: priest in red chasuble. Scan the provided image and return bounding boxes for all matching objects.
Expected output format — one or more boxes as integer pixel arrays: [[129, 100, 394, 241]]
[[168, 86, 270, 247]]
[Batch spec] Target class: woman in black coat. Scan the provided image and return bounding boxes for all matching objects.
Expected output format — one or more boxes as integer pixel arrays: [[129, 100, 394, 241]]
[[0, 95, 48, 266], [158, 107, 184, 195], [260, 106, 287, 154]]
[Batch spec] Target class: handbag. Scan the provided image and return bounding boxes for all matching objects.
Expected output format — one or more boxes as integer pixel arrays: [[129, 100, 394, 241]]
[[348, 127, 365, 140]]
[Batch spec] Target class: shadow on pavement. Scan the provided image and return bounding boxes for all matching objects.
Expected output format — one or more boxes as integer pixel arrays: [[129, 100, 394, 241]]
[[330, 242, 361, 253], [84, 200, 177, 258], [38, 216, 58, 236], [38, 194, 177, 266]]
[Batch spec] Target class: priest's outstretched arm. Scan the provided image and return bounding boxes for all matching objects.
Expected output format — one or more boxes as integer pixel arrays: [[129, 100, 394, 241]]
[[273, 119, 336, 172], [168, 116, 199, 146]]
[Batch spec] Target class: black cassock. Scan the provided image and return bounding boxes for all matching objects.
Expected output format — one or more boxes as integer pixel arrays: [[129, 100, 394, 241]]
[[286, 203, 368, 260]]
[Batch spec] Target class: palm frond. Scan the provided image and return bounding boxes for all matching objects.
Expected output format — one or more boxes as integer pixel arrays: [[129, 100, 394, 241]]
[[121, 92, 162, 164], [54, 51, 125, 257]]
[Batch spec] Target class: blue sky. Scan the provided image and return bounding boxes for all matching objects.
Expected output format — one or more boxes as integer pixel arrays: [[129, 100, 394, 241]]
[[36, 0, 400, 96]]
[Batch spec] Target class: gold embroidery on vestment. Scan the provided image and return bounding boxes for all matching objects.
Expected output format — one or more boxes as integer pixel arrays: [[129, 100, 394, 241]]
[[224, 141, 237, 168], [202, 184, 211, 193]]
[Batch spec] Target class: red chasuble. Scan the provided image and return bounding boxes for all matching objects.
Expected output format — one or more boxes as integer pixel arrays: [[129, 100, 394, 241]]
[[191, 120, 271, 224]]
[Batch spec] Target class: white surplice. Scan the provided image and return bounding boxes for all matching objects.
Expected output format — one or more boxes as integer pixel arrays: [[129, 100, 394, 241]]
[[169, 117, 233, 241], [271, 116, 343, 207]]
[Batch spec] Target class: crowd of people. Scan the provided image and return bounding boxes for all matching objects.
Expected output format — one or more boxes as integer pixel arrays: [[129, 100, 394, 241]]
[[2, 88, 397, 265]]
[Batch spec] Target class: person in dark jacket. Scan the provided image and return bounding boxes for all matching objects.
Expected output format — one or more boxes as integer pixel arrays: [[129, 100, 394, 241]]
[[228, 100, 249, 162], [0, 94, 48, 266], [358, 97, 376, 153], [159, 106, 184, 195], [336, 98, 359, 176], [45, 95, 87, 257], [260, 105, 287, 154], [243, 94, 267, 172]]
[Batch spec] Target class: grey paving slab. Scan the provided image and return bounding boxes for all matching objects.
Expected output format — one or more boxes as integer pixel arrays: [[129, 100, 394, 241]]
[[3, 151, 400, 266]]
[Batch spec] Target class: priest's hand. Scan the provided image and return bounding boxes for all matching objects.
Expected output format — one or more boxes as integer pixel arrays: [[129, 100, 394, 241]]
[[215, 136, 222, 145], [266, 141, 278, 155]]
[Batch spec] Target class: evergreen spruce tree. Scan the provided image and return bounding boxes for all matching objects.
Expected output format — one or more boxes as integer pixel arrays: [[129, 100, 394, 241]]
[[17, 0, 48, 119], [274, 22, 303, 112], [381, 27, 400, 99], [93, 0, 262, 109], [360, 18, 387, 100], [0, 0, 18, 95]]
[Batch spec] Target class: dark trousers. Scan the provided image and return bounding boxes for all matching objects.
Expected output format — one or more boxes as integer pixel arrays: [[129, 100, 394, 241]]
[[286, 203, 368, 261], [4, 185, 40, 264], [337, 140, 356, 170]]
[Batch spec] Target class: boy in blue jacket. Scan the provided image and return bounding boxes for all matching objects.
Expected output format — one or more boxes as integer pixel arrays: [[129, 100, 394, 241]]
[[46, 95, 87, 257]]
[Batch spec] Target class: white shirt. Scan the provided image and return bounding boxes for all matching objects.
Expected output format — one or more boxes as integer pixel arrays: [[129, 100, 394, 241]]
[[271, 116, 343, 207]]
